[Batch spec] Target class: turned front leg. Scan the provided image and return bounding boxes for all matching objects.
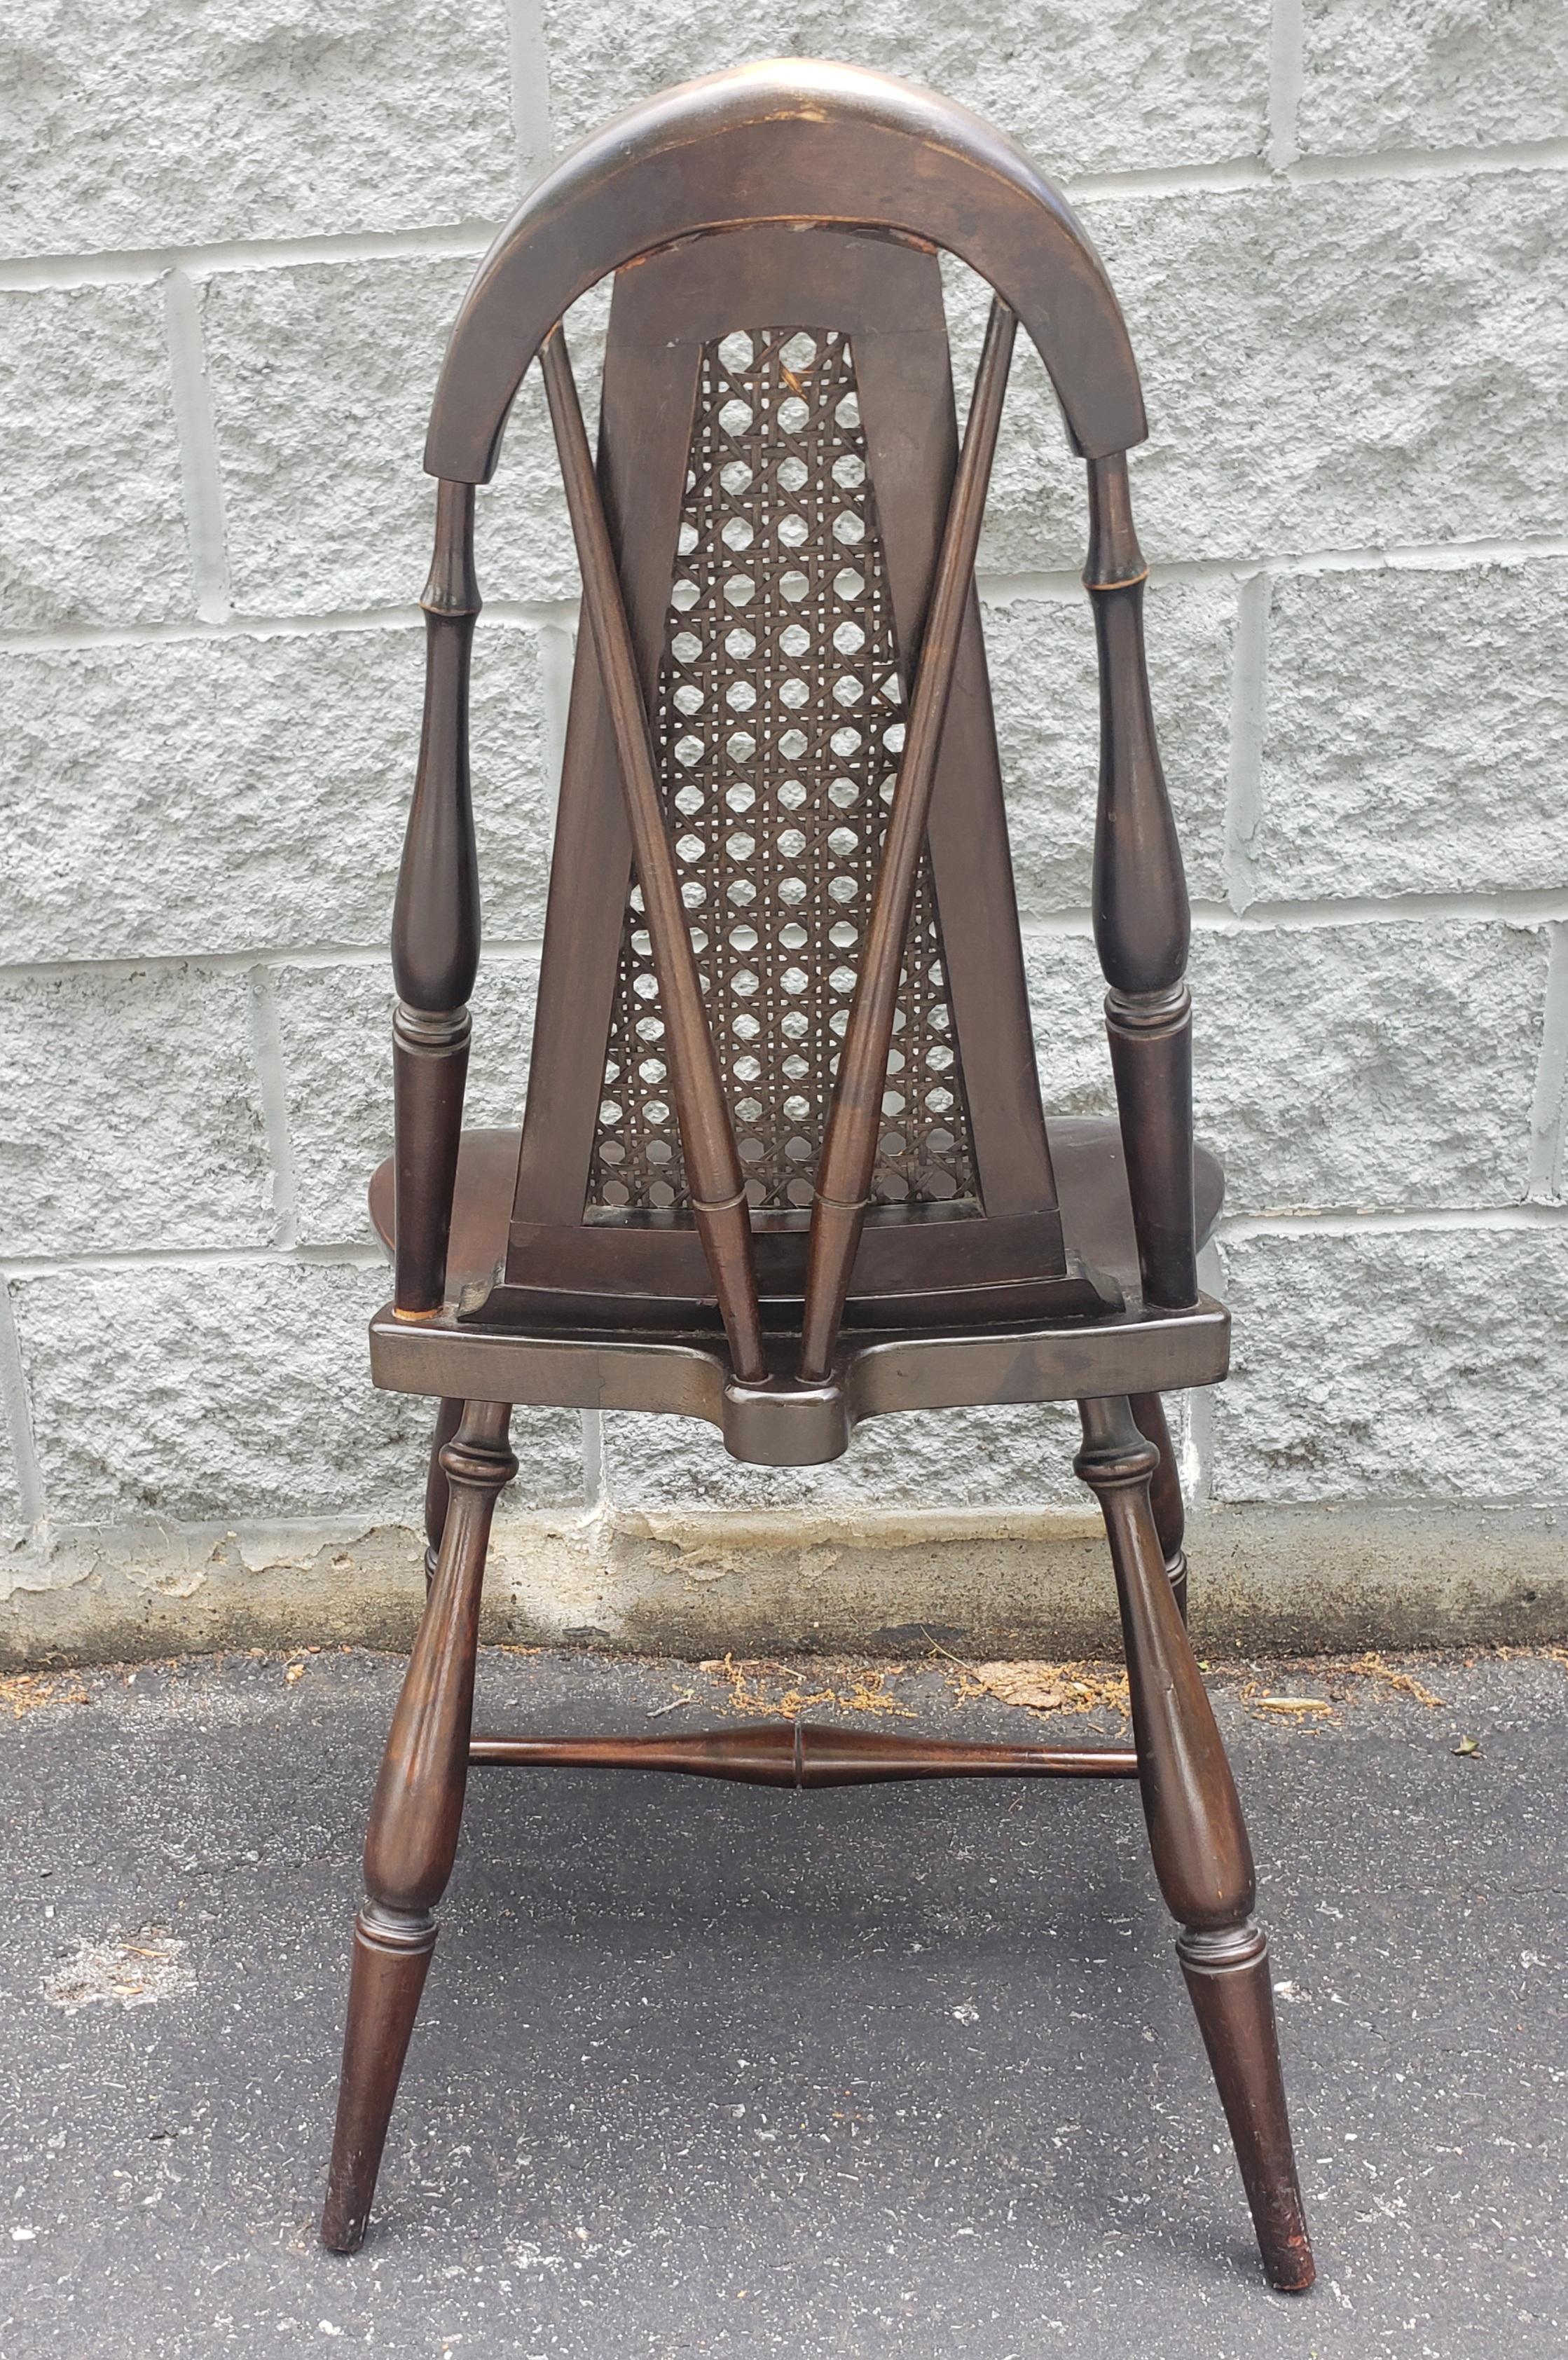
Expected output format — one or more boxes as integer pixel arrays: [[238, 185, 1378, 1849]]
[[322, 1399, 516, 2253], [1075, 1394, 1313, 2293]]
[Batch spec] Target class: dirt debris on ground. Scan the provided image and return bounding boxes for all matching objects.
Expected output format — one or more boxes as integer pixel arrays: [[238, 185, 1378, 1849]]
[[0, 1639, 1562, 1734], [42, 1927, 195, 2014], [675, 1640, 1541, 1735]]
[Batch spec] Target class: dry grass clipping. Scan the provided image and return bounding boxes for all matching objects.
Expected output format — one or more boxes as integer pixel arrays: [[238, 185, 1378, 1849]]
[[1237, 1651, 1445, 1727], [1344, 1652, 1443, 1708], [699, 1655, 914, 1721], [913, 1628, 1130, 1720], [44, 1928, 194, 2013], [953, 1661, 1132, 1717], [1240, 1684, 1337, 1724], [0, 1670, 90, 1718]]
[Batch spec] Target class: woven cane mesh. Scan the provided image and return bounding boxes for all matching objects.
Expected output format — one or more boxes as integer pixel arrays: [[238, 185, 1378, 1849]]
[[589, 326, 977, 1219]]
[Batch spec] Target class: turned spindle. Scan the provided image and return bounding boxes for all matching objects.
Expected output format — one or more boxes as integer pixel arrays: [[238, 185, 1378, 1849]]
[[797, 298, 1017, 1383], [392, 481, 483, 1318], [538, 326, 767, 1383], [1084, 454, 1197, 1312]]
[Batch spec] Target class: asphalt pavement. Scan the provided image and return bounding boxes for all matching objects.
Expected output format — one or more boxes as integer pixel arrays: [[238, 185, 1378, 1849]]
[[0, 1642, 1563, 2359]]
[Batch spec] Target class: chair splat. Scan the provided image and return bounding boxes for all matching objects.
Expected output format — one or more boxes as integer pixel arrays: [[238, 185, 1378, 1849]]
[[481, 228, 1073, 1344]]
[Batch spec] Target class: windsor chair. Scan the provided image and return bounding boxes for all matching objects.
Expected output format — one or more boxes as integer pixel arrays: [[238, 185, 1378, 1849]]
[[321, 60, 1314, 2291]]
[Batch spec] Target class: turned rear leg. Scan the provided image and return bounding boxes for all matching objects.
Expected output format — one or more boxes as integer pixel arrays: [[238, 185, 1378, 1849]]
[[1076, 1393, 1313, 2293], [1129, 1390, 1188, 1621], [422, 1397, 464, 1586], [321, 1398, 516, 2254]]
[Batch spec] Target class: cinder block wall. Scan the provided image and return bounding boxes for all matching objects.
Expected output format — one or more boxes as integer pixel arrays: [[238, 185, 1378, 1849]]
[[3, 5, 1566, 1663]]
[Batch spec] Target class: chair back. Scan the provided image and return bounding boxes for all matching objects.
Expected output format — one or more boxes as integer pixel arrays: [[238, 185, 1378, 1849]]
[[390, 62, 1196, 1385]]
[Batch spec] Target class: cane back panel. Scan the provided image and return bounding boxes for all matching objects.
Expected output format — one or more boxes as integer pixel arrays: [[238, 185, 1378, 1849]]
[[589, 320, 977, 1221]]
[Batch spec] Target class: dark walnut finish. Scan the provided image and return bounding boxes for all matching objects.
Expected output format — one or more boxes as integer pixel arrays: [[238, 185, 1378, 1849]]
[[324, 59, 1314, 2294]]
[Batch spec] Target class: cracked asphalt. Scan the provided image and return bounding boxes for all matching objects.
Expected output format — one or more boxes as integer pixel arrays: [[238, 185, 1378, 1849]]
[[0, 1644, 1564, 2358]]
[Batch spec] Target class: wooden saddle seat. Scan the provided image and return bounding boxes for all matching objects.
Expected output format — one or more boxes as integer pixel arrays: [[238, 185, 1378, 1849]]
[[366, 1123, 1227, 1465], [320, 60, 1316, 2296]]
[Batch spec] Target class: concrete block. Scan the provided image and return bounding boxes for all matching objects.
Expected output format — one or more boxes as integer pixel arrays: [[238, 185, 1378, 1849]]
[[0, 0, 519, 256], [1026, 921, 1543, 1214], [0, 285, 189, 628], [201, 257, 593, 616], [467, 619, 558, 933], [1252, 561, 1568, 900], [599, 1400, 1087, 1516], [0, 1415, 23, 1532], [0, 619, 551, 963], [0, 966, 272, 1258], [944, 255, 1102, 579], [273, 953, 540, 1246], [1195, 921, 1544, 1214], [984, 579, 1233, 914], [544, 0, 1273, 181], [981, 173, 1568, 568], [1298, 0, 1568, 157], [1023, 932, 1119, 1120], [1212, 1223, 1568, 1502], [10, 1260, 583, 1525]]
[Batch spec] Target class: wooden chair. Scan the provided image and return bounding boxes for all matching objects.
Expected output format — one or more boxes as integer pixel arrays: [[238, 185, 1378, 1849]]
[[321, 61, 1314, 2291]]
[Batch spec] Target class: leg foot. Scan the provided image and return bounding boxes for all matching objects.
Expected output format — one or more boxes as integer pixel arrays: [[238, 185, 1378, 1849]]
[[1179, 1923, 1314, 2293], [321, 1399, 515, 2253], [1076, 1394, 1312, 2293], [321, 1907, 436, 2253]]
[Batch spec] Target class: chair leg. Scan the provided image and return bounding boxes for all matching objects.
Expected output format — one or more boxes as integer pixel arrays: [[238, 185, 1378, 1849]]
[[321, 1397, 516, 2254], [422, 1397, 465, 1586], [1075, 1394, 1314, 2294], [1129, 1390, 1188, 1621]]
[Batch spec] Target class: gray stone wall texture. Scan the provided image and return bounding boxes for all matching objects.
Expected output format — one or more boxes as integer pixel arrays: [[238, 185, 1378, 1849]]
[[1, 4, 1566, 1662]]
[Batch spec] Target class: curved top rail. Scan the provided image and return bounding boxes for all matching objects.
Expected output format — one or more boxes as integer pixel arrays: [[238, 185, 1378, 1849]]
[[424, 57, 1146, 483]]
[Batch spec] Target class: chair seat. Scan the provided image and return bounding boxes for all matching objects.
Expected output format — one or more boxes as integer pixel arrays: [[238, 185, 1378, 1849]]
[[368, 1116, 1225, 1306], [366, 1116, 1229, 1463]]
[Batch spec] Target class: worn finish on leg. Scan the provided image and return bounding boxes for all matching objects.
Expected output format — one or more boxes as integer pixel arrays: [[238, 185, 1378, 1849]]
[[1129, 1390, 1188, 1621], [321, 1398, 516, 2255], [422, 1397, 464, 1585], [1075, 1394, 1313, 2294]]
